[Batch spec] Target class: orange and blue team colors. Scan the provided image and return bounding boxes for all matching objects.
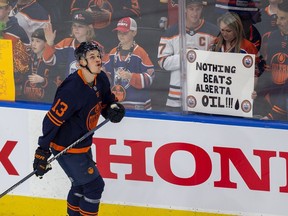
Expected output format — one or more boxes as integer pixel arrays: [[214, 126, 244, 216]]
[[258, 30, 288, 120], [104, 43, 155, 110], [38, 69, 117, 152]]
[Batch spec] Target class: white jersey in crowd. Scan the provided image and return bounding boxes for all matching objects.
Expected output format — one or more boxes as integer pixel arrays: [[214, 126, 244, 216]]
[[158, 19, 219, 108]]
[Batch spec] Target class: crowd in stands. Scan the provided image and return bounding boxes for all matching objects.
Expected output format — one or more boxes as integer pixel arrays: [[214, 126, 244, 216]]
[[1, 0, 288, 121]]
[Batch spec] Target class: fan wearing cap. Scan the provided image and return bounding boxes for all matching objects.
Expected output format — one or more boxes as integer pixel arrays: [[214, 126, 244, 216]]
[[157, 0, 218, 111], [22, 28, 57, 103], [70, 0, 141, 52], [103, 17, 155, 110], [42, 10, 107, 83]]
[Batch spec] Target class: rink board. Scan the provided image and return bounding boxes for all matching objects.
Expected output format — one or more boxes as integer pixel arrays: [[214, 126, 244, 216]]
[[1, 195, 232, 216], [1, 106, 288, 216]]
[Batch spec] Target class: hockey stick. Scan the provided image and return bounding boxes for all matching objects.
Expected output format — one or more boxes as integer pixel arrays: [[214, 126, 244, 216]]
[[0, 118, 110, 199]]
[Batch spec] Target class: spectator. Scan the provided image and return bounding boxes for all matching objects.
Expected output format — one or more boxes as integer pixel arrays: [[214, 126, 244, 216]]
[[210, 12, 260, 104], [70, 0, 141, 51], [258, 0, 283, 65], [0, 0, 30, 100], [103, 17, 155, 110], [70, 0, 113, 29], [157, 0, 218, 112], [254, 1, 288, 121], [23, 28, 57, 103], [215, 0, 262, 51], [42, 10, 106, 83], [9, 0, 50, 41], [255, 0, 283, 36], [210, 12, 258, 56]]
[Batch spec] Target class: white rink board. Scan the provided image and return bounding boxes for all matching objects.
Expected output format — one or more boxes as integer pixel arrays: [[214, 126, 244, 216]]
[[1, 107, 288, 216]]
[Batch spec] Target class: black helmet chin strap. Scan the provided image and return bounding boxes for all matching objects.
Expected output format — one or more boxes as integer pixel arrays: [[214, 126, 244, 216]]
[[85, 65, 94, 75], [80, 58, 95, 75]]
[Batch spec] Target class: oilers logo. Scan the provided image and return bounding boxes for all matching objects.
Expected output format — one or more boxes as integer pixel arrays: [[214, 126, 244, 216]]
[[111, 85, 126, 102], [86, 104, 101, 130], [114, 67, 131, 89], [69, 60, 79, 75], [242, 55, 253, 68], [88, 167, 94, 175], [23, 80, 45, 100], [277, 53, 286, 64], [270, 52, 288, 84], [186, 95, 197, 108], [241, 100, 252, 113], [186, 50, 196, 63]]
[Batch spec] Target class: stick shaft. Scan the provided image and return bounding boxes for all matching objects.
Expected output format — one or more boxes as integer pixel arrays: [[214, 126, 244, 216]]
[[0, 118, 110, 199], [0, 171, 36, 198], [48, 118, 110, 164]]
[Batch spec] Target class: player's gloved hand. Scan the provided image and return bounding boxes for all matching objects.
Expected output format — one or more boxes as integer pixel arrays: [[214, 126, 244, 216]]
[[33, 147, 52, 177], [107, 103, 125, 123]]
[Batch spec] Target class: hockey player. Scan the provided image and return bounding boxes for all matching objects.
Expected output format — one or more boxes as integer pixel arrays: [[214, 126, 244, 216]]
[[157, 0, 218, 111], [33, 41, 125, 216]]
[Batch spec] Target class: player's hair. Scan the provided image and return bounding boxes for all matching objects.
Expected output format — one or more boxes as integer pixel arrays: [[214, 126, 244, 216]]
[[74, 41, 101, 61], [214, 12, 245, 53]]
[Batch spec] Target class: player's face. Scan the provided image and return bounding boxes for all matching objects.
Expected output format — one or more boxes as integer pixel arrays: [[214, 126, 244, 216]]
[[85, 50, 102, 74], [186, 4, 203, 26], [117, 31, 136, 46], [219, 21, 236, 43], [31, 38, 46, 55], [72, 23, 89, 40], [276, 10, 288, 34]]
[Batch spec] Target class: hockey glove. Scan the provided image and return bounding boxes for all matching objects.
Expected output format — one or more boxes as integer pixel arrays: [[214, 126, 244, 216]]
[[33, 147, 52, 177], [107, 103, 125, 123]]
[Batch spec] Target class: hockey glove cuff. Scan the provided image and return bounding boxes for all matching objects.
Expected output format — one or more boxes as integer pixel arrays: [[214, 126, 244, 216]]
[[33, 147, 52, 177], [107, 103, 125, 123]]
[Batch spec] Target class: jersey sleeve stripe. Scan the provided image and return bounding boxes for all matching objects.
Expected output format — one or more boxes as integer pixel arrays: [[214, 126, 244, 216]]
[[47, 111, 63, 126]]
